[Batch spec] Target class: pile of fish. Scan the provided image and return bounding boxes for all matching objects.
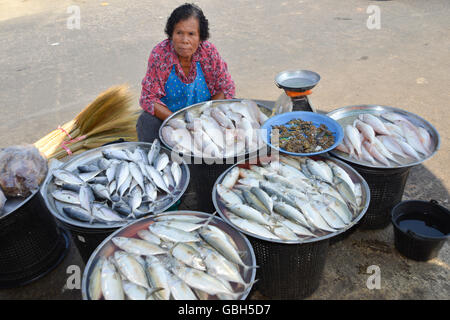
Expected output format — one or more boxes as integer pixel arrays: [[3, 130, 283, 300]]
[[87, 214, 256, 300], [336, 112, 434, 166], [50, 140, 183, 224], [161, 100, 269, 158], [216, 155, 364, 241]]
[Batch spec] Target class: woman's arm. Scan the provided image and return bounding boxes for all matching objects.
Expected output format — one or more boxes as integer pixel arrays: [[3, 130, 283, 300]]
[[154, 103, 173, 120], [211, 92, 225, 100]]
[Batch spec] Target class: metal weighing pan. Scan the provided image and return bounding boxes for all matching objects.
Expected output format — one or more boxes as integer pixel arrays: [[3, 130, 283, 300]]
[[327, 105, 441, 169], [41, 142, 191, 230], [159, 99, 273, 163], [81, 211, 257, 300], [275, 70, 321, 93], [212, 154, 371, 244]]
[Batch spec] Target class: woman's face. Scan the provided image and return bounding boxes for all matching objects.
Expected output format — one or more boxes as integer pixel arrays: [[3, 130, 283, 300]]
[[171, 16, 200, 60]]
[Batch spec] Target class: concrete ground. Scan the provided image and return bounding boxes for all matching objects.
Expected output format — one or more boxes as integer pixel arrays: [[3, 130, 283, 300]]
[[0, 0, 448, 299]]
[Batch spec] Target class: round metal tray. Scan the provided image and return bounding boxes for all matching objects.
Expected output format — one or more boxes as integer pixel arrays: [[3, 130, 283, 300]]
[[212, 154, 370, 244], [159, 99, 273, 162], [327, 105, 441, 169], [81, 211, 257, 300], [275, 70, 321, 92], [40, 142, 190, 230]]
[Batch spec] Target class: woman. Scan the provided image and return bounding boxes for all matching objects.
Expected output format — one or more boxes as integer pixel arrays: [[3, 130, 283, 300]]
[[137, 3, 236, 143]]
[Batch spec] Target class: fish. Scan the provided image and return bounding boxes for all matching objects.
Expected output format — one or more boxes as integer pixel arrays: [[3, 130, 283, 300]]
[[102, 149, 130, 161], [149, 223, 201, 243], [294, 198, 336, 232], [91, 184, 111, 201], [144, 182, 158, 202], [79, 185, 94, 214], [360, 142, 378, 165], [155, 153, 170, 172], [354, 119, 376, 144], [273, 201, 310, 229], [153, 214, 207, 224], [161, 126, 176, 147], [89, 257, 105, 300], [417, 127, 433, 153], [345, 125, 362, 156], [129, 186, 143, 216], [53, 169, 85, 186], [105, 163, 117, 183], [92, 203, 124, 223], [52, 190, 80, 205], [159, 220, 204, 232], [398, 121, 429, 155], [101, 258, 124, 300], [250, 186, 273, 215], [200, 115, 226, 150], [211, 107, 234, 129], [62, 205, 93, 223], [226, 203, 271, 225], [222, 166, 240, 189], [118, 174, 132, 198], [116, 162, 130, 191], [372, 137, 401, 164], [167, 118, 187, 130], [145, 255, 171, 300], [114, 251, 149, 289], [384, 122, 404, 138], [147, 139, 161, 166], [128, 162, 145, 191], [312, 201, 347, 229], [362, 141, 390, 166], [377, 135, 410, 159], [167, 273, 198, 300], [170, 243, 206, 271], [122, 281, 162, 300], [171, 162, 182, 188], [112, 237, 166, 256], [241, 189, 270, 215], [394, 137, 422, 160], [146, 165, 171, 194], [270, 222, 300, 241], [358, 114, 390, 135], [136, 229, 161, 245], [78, 164, 101, 173], [228, 215, 279, 240], [271, 213, 316, 237]]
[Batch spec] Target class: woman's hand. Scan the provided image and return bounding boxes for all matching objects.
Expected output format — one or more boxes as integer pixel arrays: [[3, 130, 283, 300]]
[[154, 103, 173, 120], [211, 92, 225, 100]]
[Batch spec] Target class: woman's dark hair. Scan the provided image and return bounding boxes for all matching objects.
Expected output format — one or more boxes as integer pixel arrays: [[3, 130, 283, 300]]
[[165, 3, 209, 41]]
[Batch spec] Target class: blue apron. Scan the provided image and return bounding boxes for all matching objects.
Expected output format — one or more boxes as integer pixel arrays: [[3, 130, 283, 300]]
[[161, 61, 212, 112]]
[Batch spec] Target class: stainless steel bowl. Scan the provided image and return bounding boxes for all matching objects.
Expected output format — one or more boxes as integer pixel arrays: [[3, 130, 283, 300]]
[[275, 70, 321, 92], [41, 142, 190, 230], [212, 154, 370, 244], [159, 99, 273, 162], [327, 105, 441, 169], [81, 211, 257, 300]]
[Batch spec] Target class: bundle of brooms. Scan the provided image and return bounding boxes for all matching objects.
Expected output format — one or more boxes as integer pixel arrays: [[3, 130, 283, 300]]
[[34, 85, 140, 160]]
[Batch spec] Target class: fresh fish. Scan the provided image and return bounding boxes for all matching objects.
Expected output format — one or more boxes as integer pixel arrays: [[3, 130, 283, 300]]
[[97, 158, 112, 171], [149, 223, 201, 243], [112, 237, 166, 256], [92, 203, 123, 222], [236, 178, 260, 188], [354, 119, 376, 144], [161, 126, 176, 147], [377, 135, 410, 159], [112, 201, 132, 216], [222, 166, 240, 189], [294, 198, 336, 232], [167, 118, 187, 129], [62, 205, 93, 223], [147, 139, 161, 166], [146, 165, 171, 194], [171, 243, 206, 271], [312, 201, 347, 229], [273, 201, 310, 229], [136, 229, 161, 245], [363, 141, 390, 166], [271, 213, 316, 237], [101, 258, 124, 300], [417, 127, 433, 153], [77, 164, 100, 173], [129, 186, 143, 216], [144, 182, 158, 202], [79, 185, 94, 214], [200, 115, 225, 150], [384, 122, 404, 138], [135, 147, 149, 165], [360, 142, 378, 165], [91, 184, 111, 201], [345, 125, 362, 156], [122, 281, 162, 300], [242, 189, 270, 215], [118, 174, 132, 198], [52, 190, 80, 205], [316, 161, 334, 184], [226, 203, 271, 225], [102, 149, 130, 161], [358, 114, 390, 135], [155, 153, 170, 172], [153, 214, 207, 224], [373, 137, 401, 164], [305, 159, 332, 184], [239, 168, 264, 180], [398, 121, 429, 155], [279, 155, 303, 170], [270, 222, 300, 241], [327, 161, 356, 194], [334, 176, 357, 208], [322, 194, 353, 223], [199, 226, 250, 269], [259, 181, 297, 207], [394, 137, 422, 160], [157, 220, 203, 232], [163, 166, 175, 189], [105, 163, 117, 183], [211, 107, 234, 129], [128, 162, 145, 191], [171, 162, 182, 188], [250, 187, 273, 215], [278, 162, 309, 182], [53, 169, 85, 186], [229, 102, 258, 124], [167, 273, 198, 300], [184, 110, 195, 123], [109, 180, 117, 195], [89, 257, 105, 300], [145, 255, 171, 300], [114, 251, 149, 289], [90, 176, 109, 185], [170, 265, 243, 299], [116, 162, 130, 191], [335, 142, 350, 154]]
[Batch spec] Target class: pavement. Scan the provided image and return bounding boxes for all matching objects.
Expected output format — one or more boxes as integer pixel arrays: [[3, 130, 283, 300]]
[[0, 0, 448, 300]]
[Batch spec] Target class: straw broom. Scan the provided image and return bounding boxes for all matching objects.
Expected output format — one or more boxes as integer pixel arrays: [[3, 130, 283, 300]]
[[34, 85, 140, 160]]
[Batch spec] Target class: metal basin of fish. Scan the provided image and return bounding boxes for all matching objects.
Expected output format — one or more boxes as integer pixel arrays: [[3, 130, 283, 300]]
[[212, 154, 370, 244], [327, 105, 441, 169], [159, 99, 273, 162], [41, 142, 190, 230], [81, 211, 257, 300]]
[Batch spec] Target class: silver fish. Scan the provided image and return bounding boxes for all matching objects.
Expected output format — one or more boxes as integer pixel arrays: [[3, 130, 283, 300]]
[[217, 184, 243, 206], [171, 162, 182, 188], [155, 153, 170, 172], [145, 255, 171, 300], [273, 201, 310, 229], [144, 182, 158, 202], [394, 136, 421, 160], [271, 213, 316, 237], [170, 243, 206, 271], [62, 205, 93, 223], [129, 186, 143, 215], [345, 125, 363, 156], [242, 189, 271, 215], [101, 257, 124, 300], [79, 185, 94, 214], [163, 166, 175, 189], [222, 166, 240, 189], [294, 198, 336, 232], [398, 121, 429, 156], [52, 190, 80, 205], [147, 139, 161, 166], [122, 281, 159, 300], [102, 149, 130, 161], [167, 273, 198, 300], [89, 257, 105, 300], [53, 169, 85, 186], [92, 203, 123, 222], [149, 223, 201, 243], [312, 201, 347, 229], [358, 114, 390, 135], [112, 237, 166, 256], [136, 229, 161, 245], [106, 163, 117, 183], [118, 174, 132, 198], [114, 251, 149, 289], [226, 203, 271, 225], [146, 165, 171, 194], [77, 164, 100, 173], [116, 162, 130, 191], [128, 162, 145, 191], [153, 215, 207, 224]]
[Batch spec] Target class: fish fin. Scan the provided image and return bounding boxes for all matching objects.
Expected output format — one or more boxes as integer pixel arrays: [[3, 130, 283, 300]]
[[199, 211, 218, 230]]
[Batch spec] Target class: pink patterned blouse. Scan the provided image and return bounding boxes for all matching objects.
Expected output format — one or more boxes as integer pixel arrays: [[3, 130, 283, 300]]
[[139, 39, 235, 115]]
